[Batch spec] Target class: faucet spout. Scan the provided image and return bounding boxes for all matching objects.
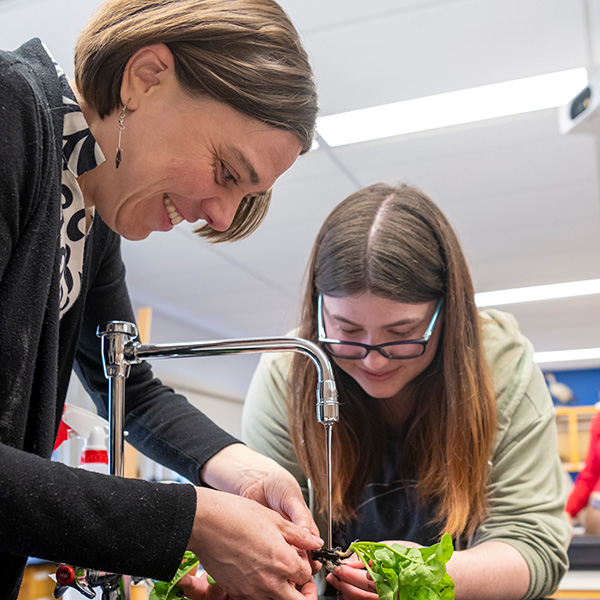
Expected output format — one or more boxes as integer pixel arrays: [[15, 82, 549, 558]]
[[126, 335, 339, 426]]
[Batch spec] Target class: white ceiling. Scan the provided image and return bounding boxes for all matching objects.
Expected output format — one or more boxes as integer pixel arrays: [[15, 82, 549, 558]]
[[3, 0, 600, 399]]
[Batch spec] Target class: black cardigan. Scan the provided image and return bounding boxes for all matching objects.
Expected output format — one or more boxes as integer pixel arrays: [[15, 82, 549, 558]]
[[0, 39, 238, 600]]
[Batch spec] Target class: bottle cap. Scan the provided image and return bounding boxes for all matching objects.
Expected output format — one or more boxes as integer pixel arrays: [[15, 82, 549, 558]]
[[80, 449, 108, 465]]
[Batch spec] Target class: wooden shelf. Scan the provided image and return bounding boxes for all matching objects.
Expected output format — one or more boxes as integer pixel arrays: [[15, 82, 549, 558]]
[[556, 406, 598, 471]]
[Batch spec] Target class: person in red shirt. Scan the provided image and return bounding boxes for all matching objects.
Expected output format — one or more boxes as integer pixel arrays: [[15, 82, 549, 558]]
[[566, 406, 600, 534]]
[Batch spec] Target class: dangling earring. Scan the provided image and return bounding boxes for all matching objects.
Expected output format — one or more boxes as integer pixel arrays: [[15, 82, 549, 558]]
[[115, 103, 127, 169]]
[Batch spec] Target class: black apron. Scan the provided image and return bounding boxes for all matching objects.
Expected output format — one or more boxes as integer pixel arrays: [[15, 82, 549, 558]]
[[334, 425, 441, 547]]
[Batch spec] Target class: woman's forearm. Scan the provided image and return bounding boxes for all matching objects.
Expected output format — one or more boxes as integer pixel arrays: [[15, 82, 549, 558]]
[[446, 541, 530, 600]]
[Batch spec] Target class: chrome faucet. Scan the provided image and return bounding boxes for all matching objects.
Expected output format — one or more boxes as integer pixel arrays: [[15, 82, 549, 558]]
[[95, 321, 339, 481], [54, 322, 339, 600]]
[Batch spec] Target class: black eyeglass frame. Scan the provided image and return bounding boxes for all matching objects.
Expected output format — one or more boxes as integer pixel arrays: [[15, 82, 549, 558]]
[[317, 294, 443, 360]]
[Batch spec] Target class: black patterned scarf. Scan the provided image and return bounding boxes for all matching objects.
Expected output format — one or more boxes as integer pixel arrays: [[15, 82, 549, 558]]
[[44, 43, 105, 318]]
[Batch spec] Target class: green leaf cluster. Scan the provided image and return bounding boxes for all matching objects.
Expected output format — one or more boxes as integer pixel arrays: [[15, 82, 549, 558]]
[[149, 551, 200, 600], [348, 533, 455, 600]]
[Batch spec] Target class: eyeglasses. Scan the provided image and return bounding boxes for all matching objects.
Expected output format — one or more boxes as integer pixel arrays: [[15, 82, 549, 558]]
[[317, 294, 443, 360]]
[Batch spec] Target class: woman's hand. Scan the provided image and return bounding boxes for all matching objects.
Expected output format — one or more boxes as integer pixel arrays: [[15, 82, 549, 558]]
[[187, 487, 322, 600], [176, 570, 319, 600], [175, 571, 229, 600], [201, 443, 320, 537], [326, 557, 378, 600]]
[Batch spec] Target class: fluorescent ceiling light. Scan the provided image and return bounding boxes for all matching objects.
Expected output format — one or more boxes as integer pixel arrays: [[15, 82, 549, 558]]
[[317, 68, 588, 147], [534, 348, 600, 364], [475, 280, 600, 366], [474, 279, 600, 307]]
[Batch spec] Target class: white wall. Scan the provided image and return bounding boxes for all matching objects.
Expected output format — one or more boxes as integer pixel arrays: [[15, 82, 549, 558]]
[[0, 0, 103, 76]]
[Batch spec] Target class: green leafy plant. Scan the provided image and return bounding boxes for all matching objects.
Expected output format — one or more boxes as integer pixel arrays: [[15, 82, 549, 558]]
[[149, 551, 200, 600], [348, 533, 455, 600]]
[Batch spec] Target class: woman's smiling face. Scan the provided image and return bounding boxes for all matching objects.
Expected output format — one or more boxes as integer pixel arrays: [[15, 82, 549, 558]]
[[321, 292, 442, 400], [80, 46, 302, 241]]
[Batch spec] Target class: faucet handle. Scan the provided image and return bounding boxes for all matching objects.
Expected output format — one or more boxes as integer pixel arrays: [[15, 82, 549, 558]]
[[53, 565, 96, 598], [96, 321, 138, 378]]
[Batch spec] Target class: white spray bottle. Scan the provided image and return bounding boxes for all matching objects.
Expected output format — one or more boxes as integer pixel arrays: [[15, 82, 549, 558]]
[[60, 404, 109, 474]]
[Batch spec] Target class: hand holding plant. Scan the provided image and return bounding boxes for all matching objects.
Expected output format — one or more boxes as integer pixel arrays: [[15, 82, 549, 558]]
[[327, 534, 455, 600]]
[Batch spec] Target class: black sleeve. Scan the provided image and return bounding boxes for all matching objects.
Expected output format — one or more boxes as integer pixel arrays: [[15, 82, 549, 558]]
[[0, 444, 197, 581]]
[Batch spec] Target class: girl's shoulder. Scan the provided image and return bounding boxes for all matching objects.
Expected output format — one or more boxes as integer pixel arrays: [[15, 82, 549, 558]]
[[480, 309, 555, 444], [479, 308, 533, 372]]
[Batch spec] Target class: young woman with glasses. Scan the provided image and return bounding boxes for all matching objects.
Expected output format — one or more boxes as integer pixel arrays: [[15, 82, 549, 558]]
[[242, 182, 570, 600]]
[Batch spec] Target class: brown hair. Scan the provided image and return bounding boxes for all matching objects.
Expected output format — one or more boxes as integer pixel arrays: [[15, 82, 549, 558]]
[[74, 0, 317, 242], [289, 183, 497, 539]]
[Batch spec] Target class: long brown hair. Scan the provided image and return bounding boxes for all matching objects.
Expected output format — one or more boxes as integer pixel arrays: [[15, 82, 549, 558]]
[[289, 183, 497, 539], [74, 0, 317, 242]]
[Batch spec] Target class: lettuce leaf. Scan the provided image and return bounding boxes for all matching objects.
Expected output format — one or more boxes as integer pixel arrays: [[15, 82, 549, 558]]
[[349, 533, 455, 600], [149, 551, 200, 600]]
